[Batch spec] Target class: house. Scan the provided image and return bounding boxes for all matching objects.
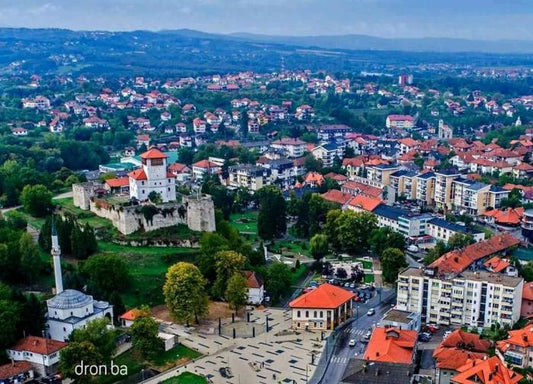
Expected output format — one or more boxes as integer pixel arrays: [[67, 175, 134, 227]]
[[0, 361, 34, 383], [270, 138, 306, 158], [136, 134, 150, 149], [363, 327, 417, 365], [433, 330, 491, 384], [496, 323, 533, 368], [451, 356, 521, 384], [303, 172, 324, 187], [244, 271, 264, 305], [341, 360, 414, 384], [193, 118, 207, 133], [192, 160, 220, 180], [321, 190, 353, 206], [483, 207, 524, 226], [6, 336, 67, 376], [341, 181, 383, 199], [386, 115, 415, 130], [312, 142, 344, 167], [521, 282, 533, 319], [11, 127, 28, 136], [160, 111, 172, 121], [83, 116, 109, 129], [168, 163, 192, 182], [289, 283, 355, 330], [119, 309, 141, 327], [346, 195, 382, 213], [378, 308, 420, 331], [513, 162, 533, 179], [104, 177, 130, 194], [124, 147, 136, 157]]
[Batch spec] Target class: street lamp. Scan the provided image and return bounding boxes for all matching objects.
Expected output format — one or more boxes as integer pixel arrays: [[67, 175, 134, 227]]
[[356, 305, 359, 322]]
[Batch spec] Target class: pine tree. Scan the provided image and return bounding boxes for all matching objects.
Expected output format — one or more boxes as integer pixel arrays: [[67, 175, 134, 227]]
[[19, 233, 41, 283]]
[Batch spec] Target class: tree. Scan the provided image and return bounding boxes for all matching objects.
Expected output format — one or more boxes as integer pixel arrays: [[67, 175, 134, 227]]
[[19, 232, 41, 283], [225, 273, 248, 312], [178, 148, 194, 165], [369, 227, 406, 256], [198, 232, 230, 283], [304, 153, 322, 172], [423, 240, 448, 265], [521, 261, 533, 282], [310, 234, 328, 260], [163, 262, 209, 324], [448, 233, 475, 250], [500, 188, 523, 209], [0, 299, 20, 351], [60, 341, 102, 384], [148, 191, 163, 204], [328, 210, 377, 254], [213, 251, 246, 299], [266, 262, 291, 303], [130, 311, 164, 360], [18, 293, 45, 337], [381, 248, 407, 284], [83, 254, 130, 298], [68, 318, 116, 362], [20, 184, 53, 217], [257, 185, 286, 240]]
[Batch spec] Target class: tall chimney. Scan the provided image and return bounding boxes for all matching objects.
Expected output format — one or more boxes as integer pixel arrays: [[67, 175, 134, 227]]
[[51, 217, 63, 294]]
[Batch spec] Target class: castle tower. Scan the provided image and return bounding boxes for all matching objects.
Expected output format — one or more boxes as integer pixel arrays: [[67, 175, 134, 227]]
[[51, 218, 63, 294]]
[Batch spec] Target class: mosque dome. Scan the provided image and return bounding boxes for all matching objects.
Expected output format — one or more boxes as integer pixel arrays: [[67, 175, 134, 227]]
[[47, 289, 92, 310]]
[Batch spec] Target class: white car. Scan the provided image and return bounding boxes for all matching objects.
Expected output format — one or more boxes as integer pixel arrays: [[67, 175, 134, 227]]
[[443, 330, 453, 339], [366, 308, 375, 316], [349, 339, 356, 347]]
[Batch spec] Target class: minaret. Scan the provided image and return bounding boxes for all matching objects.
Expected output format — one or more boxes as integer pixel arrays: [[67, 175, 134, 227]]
[[51, 217, 63, 294]]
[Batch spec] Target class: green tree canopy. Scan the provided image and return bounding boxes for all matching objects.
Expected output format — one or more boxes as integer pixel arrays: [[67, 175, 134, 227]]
[[310, 234, 329, 260], [213, 251, 246, 299], [130, 309, 164, 360], [381, 247, 407, 284], [82, 254, 130, 298], [257, 185, 286, 240], [225, 272, 248, 312], [266, 262, 292, 304], [20, 184, 53, 217]]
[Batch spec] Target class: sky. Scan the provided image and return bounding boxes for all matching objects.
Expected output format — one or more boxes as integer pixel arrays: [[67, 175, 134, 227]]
[[0, 0, 532, 40]]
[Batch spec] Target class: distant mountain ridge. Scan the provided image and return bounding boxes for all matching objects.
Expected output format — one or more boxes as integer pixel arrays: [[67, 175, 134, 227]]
[[166, 29, 533, 54]]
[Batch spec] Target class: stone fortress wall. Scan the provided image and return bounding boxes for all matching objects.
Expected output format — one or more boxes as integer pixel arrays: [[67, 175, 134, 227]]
[[72, 182, 216, 235]]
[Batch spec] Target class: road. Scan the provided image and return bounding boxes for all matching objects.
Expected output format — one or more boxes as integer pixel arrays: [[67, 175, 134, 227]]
[[317, 288, 397, 384]]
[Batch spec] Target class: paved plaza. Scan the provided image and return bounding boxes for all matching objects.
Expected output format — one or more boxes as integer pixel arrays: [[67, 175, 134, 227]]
[[144, 308, 330, 384]]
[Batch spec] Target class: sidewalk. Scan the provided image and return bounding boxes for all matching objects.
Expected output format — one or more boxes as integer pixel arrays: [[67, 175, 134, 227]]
[[143, 308, 327, 384]]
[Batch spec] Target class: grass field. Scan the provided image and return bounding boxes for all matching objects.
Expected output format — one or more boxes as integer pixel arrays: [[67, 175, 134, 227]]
[[96, 242, 199, 307], [271, 239, 310, 257], [355, 259, 373, 270], [151, 344, 201, 368], [160, 372, 208, 384], [229, 211, 258, 234], [364, 274, 375, 283], [54, 197, 115, 229]]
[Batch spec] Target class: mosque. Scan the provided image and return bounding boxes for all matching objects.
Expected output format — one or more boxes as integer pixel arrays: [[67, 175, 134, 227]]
[[45, 221, 113, 341]]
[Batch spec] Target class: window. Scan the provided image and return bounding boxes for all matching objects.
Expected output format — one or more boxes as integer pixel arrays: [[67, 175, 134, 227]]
[[305, 311, 309, 317], [297, 322, 300, 328], [320, 311, 323, 318], [314, 311, 317, 318], [297, 311, 300, 317]]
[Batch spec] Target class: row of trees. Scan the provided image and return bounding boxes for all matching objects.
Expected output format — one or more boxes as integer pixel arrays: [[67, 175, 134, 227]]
[[39, 215, 97, 260]]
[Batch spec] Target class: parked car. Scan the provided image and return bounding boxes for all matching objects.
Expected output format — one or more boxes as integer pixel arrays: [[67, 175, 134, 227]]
[[363, 331, 372, 340], [443, 330, 453, 339], [349, 339, 356, 347], [418, 333, 431, 342], [426, 325, 439, 333], [366, 308, 375, 316]]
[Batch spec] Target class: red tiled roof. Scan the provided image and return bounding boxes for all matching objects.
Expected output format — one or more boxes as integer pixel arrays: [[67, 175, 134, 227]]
[[128, 169, 147, 180], [105, 177, 129, 188], [192, 159, 219, 169], [304, 172, 325, 185], [120, 309, 142, 321], [483, 256, 511, 273], [168, 163, 190, 173], [439, 330, 491, 353], [387, 114, 414, 122], [289, 283, 355, 309], [342, 181, 382, 198], [0, 361, 33, 380], [140, 148, 168, 159], [272, 137, 306, 146], [429, 233, 520, 275], [523, 282, 533, 301], [320, 190, 353, 205], [347, 195, 382, 212], [483, 208, 524, 225], [433, 348, 487, 370], [324, 172, 347, 182], [244, 270, 264, 289], [452, 356, 522, 384], [10, 336, 67, 355], [363, 327, 417, 364]]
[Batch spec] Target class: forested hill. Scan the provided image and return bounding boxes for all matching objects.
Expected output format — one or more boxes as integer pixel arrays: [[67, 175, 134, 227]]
[[0, 28, 533, 76]]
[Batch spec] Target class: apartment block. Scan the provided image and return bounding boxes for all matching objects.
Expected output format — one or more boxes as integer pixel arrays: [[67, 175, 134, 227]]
[[435, 170, 460, 210], [397, 267, 523, 328]]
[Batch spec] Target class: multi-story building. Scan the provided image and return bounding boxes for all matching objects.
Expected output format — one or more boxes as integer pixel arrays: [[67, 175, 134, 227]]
[[378, 308, 421, 331], [386, 114, 415, 130], [6, 337, 67, 377], [427, 217, 485, 243], [366, 164, 400, 186], [435, 170, 460, 210], [415, 172, 436, 206], [389, 170, 417, 200], [451, 178, 490, 215], [128, 148, 176, 202], [270, 138, 306, 158], [312, 142, 344, 167], [228, 164, 271, 191], [523, 209, 533, 242], [396, 267, 523, 328]]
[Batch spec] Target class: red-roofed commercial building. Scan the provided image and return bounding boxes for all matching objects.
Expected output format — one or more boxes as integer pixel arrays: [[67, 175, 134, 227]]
[[452, 356, 521, 384], [363, 327, 417, 364], [7, 336, 67, 376], [290, 283, 355, 330]]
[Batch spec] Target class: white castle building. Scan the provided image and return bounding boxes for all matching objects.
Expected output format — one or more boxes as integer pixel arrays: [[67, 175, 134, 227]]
[[46, 221, 113, 341], [128, 148, 176, 202]]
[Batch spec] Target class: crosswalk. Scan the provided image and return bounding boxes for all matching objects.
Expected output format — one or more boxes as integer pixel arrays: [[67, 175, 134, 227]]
[[331, 356, 350, 364], [343, 328, 366, 335]]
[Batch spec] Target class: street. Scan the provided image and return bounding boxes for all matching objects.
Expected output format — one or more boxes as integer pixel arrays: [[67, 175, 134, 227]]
[[317, 288, 397, 384]]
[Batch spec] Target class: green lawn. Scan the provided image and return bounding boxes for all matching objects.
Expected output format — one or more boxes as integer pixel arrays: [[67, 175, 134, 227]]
[[271, 239, 310, 257], [290, 265, 309, 285], [96, 242, 199, 307], [230, 211, 258, 234], [355, 259, 373, 270], [54, 197, 114, 230], [96, 350, 148, 384], [160, 372, 208, 384], [151, 344, 201, 367]]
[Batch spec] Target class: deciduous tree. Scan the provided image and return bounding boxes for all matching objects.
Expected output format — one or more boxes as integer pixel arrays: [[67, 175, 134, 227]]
[[225, 273, 248, 312]]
